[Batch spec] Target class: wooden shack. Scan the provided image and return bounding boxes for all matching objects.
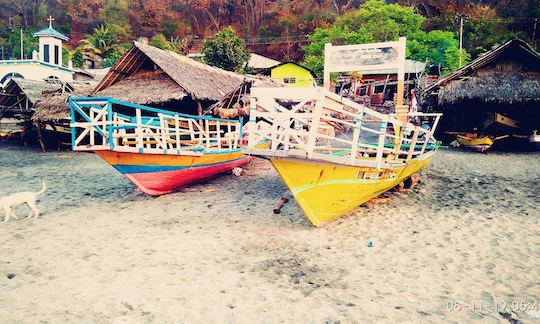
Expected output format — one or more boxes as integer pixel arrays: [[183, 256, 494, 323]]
[[420, 38, 540, 140], [0, 78, 68, 144], [32, 81, 96, 151], [92, 41, 245, 116]]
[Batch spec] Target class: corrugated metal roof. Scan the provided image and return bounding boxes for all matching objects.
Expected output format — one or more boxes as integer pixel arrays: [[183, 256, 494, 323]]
[[33, 27, 69, 41], [248, 53, 280, 69]]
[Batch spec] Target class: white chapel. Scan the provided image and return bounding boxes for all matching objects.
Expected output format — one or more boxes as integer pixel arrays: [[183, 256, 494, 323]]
[[0, 16, 75, 86]]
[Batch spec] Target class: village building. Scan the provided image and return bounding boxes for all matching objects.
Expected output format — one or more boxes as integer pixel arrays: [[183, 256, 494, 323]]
[[419, 38, 540, 141], [0, 16, 76, 86], [93, 41, 245, 116], [262, 62, 317, 87], [248, 53, 280, 73]]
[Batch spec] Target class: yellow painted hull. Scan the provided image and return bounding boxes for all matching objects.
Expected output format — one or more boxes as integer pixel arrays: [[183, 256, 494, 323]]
[[271, 154, 434, 226], [457, 135, 493, 152]]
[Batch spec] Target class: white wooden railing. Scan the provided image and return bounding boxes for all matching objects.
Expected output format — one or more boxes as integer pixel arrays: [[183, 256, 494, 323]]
[[244, 87, 441, 169], [69, 97, 242, 155]]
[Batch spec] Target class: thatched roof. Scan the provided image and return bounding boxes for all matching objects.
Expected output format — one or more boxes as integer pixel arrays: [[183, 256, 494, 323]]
[[96, 70, 187, 105], [421, 38, 540, 106], [205, 76, 284, 118], [0, 78, 64, 109], [438, 72, 540, 105], [32, 82, 96, 122], [93, 41, 245, 103]]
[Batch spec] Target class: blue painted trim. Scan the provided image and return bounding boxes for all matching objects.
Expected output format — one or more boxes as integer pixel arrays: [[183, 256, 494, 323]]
[[0, 59, 75, 73], [72, 103, 107, 138], [33, 27, 70, 41], [204, 148, 242, 154], [106, 99, 115, 150], [239, 116, 244, 142], [69, 97, 76, 151], [113, 156, 246, 174], [71, 97, 239, 123]]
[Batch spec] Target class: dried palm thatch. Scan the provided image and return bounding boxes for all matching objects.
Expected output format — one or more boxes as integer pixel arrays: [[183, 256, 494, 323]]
[[205, 76, 284, 118], [32, 82, 96, 122], [420, 38, 540, 109], [438, 71, 540, 105], [93, 41, 245, 103], [0, 79, 64, 111], [96, 70, 186, 105]]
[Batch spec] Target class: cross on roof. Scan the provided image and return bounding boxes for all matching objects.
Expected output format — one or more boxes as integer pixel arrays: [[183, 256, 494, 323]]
[[47, 15, 54, 28]]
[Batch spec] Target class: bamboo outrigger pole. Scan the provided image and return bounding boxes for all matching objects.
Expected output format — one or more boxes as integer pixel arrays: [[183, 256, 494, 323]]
[[395, 37, 408, 122]]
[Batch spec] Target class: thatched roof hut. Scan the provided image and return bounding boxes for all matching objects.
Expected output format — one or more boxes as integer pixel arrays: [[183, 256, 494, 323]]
[[0, 78, 66, 118], [32, 81, 96, 123], [419, 38, 540, 134], [92, 41, 245, 115]]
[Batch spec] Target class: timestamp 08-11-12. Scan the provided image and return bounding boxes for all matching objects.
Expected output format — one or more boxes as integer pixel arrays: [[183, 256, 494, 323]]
[[447, 300, 539, 313]]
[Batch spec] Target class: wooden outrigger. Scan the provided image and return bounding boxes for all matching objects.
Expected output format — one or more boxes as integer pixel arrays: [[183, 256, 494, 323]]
[[243, 87, 441, 226], [70, 97, 267, 195]]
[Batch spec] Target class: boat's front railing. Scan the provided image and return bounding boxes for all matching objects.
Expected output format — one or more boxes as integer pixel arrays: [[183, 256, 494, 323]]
[[245, 87, 442, 169], [69, 97, 242, 155]]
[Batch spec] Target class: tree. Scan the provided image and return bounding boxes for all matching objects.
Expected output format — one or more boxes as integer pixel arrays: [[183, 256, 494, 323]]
[[201, 27, 250, 73], [303, 0, 468, 77], [150, 33, 172, 50], [72, 47, 84, 68], [81, 25, 116, 61], [5, 27, 37, 59]]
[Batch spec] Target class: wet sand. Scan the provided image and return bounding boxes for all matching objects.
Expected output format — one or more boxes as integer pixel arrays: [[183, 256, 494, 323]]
[[1, 143, 539, 323]]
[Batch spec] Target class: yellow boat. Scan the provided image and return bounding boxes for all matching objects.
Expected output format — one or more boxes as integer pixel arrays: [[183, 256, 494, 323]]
[[271, 153, 434, 226], [245, 87, 442, 226], [456, 135, 493, 152]]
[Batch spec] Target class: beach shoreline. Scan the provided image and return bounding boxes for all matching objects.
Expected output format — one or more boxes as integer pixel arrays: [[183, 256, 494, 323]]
[[1, 143, 539, 323]]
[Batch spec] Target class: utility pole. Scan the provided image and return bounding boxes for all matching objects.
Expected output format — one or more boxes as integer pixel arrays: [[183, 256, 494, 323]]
[[20, 28, 23, 60], [455, 14, 469, 67]]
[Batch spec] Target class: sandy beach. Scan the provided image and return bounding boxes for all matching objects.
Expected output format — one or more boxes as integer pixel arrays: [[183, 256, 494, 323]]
[[1, 143, 539, 323]]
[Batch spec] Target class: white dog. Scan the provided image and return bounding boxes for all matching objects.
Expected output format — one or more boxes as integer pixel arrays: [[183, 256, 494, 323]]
[[1, 182, 47, 222]]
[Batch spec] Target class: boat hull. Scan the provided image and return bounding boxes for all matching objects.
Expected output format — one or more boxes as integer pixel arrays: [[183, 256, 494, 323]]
[[271, 154, 434, 227], [96, 149, 252, 196], [530, 136, 540, 151], [457, 136, 493, 152]]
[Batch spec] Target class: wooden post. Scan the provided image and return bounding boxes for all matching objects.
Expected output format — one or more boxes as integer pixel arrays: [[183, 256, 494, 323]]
[[35, 121, 46, 152], [49, 123, 61, 151], [135, 108, 143, 151], [21, 119, 31, 146], [323, 43, 332, 89], [196, 100, 203, 116], [395, 37, 408, 122]]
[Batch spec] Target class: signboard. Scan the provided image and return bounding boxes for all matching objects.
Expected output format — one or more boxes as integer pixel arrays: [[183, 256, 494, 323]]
[[327, 44, 398, 71], [323, 37, 406, 88], [323, 37, 407, 118]]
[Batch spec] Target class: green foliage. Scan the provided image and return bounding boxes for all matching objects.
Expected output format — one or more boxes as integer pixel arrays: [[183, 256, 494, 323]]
[[82, 25, 116, 59], [201, 27, 250, 73], [62, 46, 70, 65], [150, 33, 172, 51], [443, 48, 471, 73], [103, 49, 124, 68], [72, 48, 84, 68], [167, 37, 185, 54], [303, 0, 469, 77], [4, 28, 38, 60], [162, 19, 179, 39]]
